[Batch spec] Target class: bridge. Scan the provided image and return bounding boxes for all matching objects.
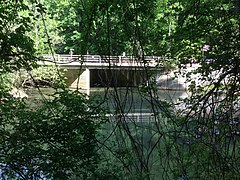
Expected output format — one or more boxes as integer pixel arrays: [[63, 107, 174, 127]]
[[40, 54, 162, 91]]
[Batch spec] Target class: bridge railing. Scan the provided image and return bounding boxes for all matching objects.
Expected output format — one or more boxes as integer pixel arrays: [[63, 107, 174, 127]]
[[41, 54, 162, 65], [107, 113, 157, 122]]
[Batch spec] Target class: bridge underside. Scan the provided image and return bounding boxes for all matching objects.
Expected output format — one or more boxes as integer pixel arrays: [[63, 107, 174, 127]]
[[62, 68, 151, 89], [90, 69, 147, 87]]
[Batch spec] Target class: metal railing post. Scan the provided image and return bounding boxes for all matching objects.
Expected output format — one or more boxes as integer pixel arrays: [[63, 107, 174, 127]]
[[119, 56, 121, 64]]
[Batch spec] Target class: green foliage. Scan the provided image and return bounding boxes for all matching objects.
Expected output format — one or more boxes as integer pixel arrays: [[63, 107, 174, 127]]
[[0, 1, 113, 179], [31, 1, 63, 54], [43, 0, 171, 56], [0, 0, 39, 94], [0, 0, 37, 73], [171, 0, 239, 67], [0, 73, 12, 91], [1, 0, 240, 179], [0, 90, 107, 179], [0, 66, 65, 92], [161, 58, 178, 71], [27, 66, 66, 88]]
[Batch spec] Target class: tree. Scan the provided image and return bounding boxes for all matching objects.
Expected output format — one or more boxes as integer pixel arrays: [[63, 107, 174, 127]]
[[0, 0, 37, 97], [45, 0, 164, 55], [0, 0, 37, 74], [0, 90, 107, 179], [165, 0, 240, 179], [0, 1, 108, 179]]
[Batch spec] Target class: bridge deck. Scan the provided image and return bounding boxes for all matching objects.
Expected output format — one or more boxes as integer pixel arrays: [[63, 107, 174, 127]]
[[40, 54, 162, 68]]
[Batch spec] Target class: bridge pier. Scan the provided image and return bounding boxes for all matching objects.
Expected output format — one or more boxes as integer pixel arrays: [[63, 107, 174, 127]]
[[63, 68, 90, 91]]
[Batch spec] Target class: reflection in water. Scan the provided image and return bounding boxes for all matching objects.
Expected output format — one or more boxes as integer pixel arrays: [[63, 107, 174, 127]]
[[90, 88, 188, 178], [27, 87, 187, 115], [26, 87, 188, 178], [91, 87, 187, 113], [27, 87, 188, 124]]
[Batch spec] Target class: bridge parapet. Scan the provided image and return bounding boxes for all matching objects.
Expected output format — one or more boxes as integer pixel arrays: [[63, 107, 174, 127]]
[[41, 54, 161, 67]]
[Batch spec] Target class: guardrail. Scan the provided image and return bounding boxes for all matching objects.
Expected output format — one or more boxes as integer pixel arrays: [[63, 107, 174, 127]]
[[107, 113, 157, 122], [41, 54, 162, 65]]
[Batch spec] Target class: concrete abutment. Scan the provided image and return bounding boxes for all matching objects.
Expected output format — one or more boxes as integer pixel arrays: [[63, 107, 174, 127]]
[[63, 68, 90, 90]]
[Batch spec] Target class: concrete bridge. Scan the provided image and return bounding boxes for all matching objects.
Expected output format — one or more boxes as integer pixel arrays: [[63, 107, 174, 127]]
[[40, 54, 162, 91]]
